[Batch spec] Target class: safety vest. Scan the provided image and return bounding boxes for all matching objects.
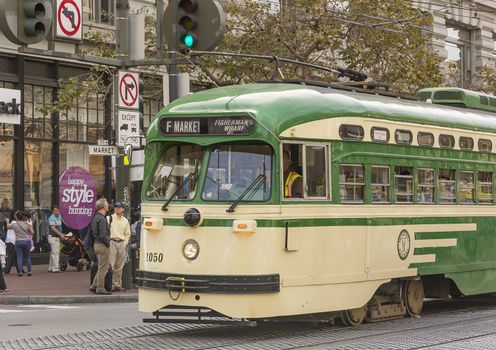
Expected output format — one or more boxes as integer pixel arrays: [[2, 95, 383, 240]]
[[285, 171, 302, 197]]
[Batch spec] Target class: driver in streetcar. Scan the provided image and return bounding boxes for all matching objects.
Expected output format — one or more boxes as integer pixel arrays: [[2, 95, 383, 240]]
[[283, 151, 303, 198]]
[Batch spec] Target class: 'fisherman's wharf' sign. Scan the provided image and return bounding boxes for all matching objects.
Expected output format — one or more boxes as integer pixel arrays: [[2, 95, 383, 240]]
[[59, 166, 97, 230], [159, 116, 255, 136]]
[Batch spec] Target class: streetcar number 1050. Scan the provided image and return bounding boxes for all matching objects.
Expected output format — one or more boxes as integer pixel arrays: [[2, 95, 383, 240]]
[[146, 252, 164, 263]]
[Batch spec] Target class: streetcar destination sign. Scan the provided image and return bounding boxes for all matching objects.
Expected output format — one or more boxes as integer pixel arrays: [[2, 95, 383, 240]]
[[159, 116, 254, 136]]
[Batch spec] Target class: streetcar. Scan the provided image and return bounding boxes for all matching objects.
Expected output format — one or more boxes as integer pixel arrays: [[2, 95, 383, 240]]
[[137, 81, 496, 325]]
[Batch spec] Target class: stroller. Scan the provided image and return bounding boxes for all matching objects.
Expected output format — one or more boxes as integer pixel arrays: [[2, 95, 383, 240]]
[[59, 233, 91, 272]]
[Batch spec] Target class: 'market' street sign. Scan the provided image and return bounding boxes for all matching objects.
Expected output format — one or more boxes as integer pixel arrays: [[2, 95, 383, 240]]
[[88, 145, 118, 156]]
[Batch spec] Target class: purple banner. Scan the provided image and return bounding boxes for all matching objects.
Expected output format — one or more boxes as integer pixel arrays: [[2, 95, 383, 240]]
[[59, 166, 97, 230]]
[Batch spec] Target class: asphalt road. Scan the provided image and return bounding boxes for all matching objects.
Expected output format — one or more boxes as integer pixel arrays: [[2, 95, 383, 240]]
[[0, 302, 145, 341], [2, 296, 496, 349]]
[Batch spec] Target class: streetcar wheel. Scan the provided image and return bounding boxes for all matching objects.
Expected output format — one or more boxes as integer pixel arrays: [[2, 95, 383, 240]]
[[403, 279, 424, 317], [340, 305, 368, 326]]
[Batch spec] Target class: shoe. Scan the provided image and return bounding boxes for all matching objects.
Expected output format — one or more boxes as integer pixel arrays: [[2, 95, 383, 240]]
[[111, 286, 127, 292], [51, 270, 60, 273], [27, 273, 32, 277], [17, 273, 22, 277], [89, 287, 96, 293], [96, 291, 112, 295], [0, 289, 10, 295]]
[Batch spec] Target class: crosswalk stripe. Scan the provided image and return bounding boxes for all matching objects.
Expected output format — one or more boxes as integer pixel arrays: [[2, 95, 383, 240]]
[[18, 305, 81, 310], [0, 309, 25, 313]]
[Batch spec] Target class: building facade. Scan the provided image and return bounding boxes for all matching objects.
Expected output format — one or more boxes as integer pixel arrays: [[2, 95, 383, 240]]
[[416, 0, 496, 88], [0, 0, 161, 245]]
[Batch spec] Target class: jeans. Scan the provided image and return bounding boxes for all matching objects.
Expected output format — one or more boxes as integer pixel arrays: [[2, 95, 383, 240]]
[[15, 240, 31, 274]]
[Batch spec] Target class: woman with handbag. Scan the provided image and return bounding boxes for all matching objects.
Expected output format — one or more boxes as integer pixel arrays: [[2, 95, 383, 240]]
[[6, 211, 34, 277]]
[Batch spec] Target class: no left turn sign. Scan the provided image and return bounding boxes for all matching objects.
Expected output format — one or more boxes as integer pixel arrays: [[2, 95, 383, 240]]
[[118, 72, 140, 110], [56, 0, 83, 41]]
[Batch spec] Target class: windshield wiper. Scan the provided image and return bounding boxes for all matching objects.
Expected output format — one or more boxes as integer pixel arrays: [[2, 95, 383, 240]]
[[161, 161, 199, 212], [226, 174, 266, 213]]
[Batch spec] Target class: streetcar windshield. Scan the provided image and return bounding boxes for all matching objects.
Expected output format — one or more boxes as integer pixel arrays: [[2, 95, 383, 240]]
[[147, 144, 203, 200], [202, 144, 273, 202]]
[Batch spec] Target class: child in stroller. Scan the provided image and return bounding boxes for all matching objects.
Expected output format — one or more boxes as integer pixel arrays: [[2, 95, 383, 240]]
[[59, 233, 90, 272]]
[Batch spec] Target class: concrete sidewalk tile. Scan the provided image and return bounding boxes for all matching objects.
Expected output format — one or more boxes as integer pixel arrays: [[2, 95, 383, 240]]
[[1, 263, 138, 304]]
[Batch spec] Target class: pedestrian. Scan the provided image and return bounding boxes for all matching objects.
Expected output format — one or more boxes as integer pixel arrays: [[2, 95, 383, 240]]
[[89, 198, 112, 295], [48, 205, 67, 273], [129, 211, 140, 287], [3, 212, 17, 274], [0, 259, 9, 294], [6, 211, 33, 277], [108, 202, 130, 292]]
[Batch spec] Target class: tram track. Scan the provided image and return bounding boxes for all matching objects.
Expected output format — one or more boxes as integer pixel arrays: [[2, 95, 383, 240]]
[[2, 298, 496, 350]]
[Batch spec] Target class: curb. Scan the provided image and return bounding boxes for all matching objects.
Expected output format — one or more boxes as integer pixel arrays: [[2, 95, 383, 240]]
[[0, 294, 138, 305]]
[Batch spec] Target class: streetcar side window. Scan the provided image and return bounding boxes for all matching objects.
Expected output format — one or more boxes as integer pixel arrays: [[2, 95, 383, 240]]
[[418, 132, 434, 147], [306, 145, 327, 198], [394, 167, 413, 203], [439, 169, 456, 203], [371, 166, 390, 203], [371, 127, 389, 143], [478, 171, 493, 204], [339, 124, 364, 140], [339, 165, 365, 203], [282, 143, 329, 200], [395, 130, 412, 145], [417, 168, 435, 204], [439, 135, 455, 149], [459, 137, 474, 151], [478, 139, 492, 152], [459, 171, 475, 204]]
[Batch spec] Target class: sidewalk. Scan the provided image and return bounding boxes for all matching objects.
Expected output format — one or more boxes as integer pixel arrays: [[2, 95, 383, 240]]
[[0, 264, 137, 305]]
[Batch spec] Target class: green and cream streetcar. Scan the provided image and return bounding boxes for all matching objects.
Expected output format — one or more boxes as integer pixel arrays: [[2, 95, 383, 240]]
[[137, 82, 496, 325]]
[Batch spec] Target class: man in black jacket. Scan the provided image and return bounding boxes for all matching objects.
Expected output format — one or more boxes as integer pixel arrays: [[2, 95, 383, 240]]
[[89, 198, 111, 295]]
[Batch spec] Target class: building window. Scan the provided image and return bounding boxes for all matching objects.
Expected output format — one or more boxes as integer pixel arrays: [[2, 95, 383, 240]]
[[60, 93, 105, 142], [459, 171, 475, 204], [24, 85, 54, 140], [371, 166, 390, 203], [143, 98, 162, 133], [418, 168, 435, 204], [0, 81, 16, 137], [394, 166, 413, 203], [444, 25, 472, 86], [24, 141, 53, 209], [439, 169, 456, 203], [0, 140, 14, 210], [339, 165, 364, 203], [92, 0, 115, 25], [478, 172, 493, 204]]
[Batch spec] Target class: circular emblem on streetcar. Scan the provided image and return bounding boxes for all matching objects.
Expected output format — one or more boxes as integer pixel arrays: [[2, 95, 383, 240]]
[[397, 229, 411, 260]]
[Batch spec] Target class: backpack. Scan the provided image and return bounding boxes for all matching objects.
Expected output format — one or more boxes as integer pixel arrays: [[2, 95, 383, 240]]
[[83, 229, 94, 250]]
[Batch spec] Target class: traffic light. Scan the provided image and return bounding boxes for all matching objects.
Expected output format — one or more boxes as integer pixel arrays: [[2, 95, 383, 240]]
[[0, 0, 53, 45], [163, 0, 226, 52]]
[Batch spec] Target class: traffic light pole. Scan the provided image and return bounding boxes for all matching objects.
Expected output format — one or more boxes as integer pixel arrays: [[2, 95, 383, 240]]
[[115, 0, 133, 291]]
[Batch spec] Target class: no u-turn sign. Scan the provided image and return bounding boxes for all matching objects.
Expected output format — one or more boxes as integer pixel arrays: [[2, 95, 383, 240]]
[[56, 0, 83, 41]]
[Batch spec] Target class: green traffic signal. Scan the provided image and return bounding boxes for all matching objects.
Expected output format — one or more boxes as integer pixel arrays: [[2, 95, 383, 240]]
[[182, 33, 195, 48]]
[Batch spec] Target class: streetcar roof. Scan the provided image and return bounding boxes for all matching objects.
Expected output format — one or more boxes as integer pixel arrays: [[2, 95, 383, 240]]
[[148, 83, 496, 142]]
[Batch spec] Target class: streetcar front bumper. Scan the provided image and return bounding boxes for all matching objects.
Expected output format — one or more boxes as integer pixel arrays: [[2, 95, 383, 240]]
[[136, 270, 280, 294]]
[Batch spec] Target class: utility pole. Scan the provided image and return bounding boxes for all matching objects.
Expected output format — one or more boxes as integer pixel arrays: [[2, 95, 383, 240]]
[[114, 0, 133, 290]]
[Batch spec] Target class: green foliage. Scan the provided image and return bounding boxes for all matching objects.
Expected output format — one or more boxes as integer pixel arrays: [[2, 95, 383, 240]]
[[191, 0, 444, 93]]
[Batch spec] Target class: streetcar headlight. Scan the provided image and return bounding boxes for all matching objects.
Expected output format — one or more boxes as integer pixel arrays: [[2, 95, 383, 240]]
[[183, 240, 200, 260], [184, 208, 202, 227]]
